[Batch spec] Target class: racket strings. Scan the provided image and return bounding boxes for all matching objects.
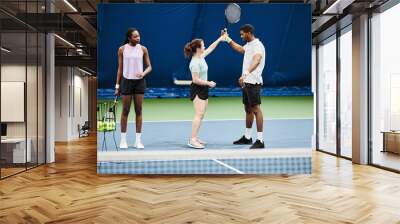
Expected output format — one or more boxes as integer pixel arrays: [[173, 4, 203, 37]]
[[225, 3, 241, 24]]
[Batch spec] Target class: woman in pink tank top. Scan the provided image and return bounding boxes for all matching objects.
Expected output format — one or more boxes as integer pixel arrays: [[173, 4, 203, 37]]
[[115, 28, 152, 149]]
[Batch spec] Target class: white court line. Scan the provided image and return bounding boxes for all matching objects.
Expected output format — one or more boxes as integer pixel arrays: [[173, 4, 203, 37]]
[[212, 159, 244, 174], [116, 118, 313, 124]]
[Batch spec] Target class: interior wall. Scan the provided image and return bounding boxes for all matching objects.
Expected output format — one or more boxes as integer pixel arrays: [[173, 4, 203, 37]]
[[54, 66, 69, 141], [1, 62, 45, 166], [1, 64, 39, 139], [72, 70, 89, 138], [54, 66, 89, 141]]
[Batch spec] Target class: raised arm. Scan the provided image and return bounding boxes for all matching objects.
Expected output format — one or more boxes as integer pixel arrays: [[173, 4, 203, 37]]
[[201, 36, 223, 58], [228, 39, 245, 54], [221, 30, 245, 54]]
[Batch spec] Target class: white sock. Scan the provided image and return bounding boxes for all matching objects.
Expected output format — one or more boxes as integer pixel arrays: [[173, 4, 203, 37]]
[[245, 128, 252, 139], [136, 133, 142, 142], [121, 132, 127, 141], [257, 132, 263, 142]]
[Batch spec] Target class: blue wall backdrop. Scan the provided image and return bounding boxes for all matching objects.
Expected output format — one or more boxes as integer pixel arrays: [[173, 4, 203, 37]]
[[97, 3, 311, 98]]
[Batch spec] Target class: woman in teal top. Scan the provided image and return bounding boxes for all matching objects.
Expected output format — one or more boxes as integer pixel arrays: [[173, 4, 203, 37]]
[[183, 35, 225, 149]]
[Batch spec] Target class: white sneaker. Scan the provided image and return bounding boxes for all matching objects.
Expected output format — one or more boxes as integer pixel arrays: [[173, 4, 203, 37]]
[[119, 138, 128, 149], [188, 138, 204, 149], [135, 141, 144, 149], [197, 138, 207, 145]]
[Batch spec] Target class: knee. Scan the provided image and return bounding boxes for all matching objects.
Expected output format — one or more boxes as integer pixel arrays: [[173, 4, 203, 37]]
[[134, 107, 142, 116], [196, 112, 205, 120], [122, 106, 130, 117], [245, 107, 252, 114], [252, 106, 261, 115]]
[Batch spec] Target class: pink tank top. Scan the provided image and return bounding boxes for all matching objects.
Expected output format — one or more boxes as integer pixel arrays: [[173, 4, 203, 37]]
[[123, 44, 144, 80]]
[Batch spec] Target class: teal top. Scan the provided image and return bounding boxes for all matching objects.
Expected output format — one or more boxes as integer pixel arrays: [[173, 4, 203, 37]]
[[189, 57, 208, 81]]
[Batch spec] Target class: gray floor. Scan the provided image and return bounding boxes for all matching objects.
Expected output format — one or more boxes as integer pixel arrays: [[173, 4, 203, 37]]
[[97, 119, 313, 151]]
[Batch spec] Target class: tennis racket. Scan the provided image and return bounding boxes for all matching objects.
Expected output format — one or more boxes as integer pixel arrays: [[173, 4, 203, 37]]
[[224, 3, 241, 33], [173, 78, 192, 86]]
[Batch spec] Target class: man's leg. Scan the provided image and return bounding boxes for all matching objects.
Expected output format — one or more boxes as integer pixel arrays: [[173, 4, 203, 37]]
[[248, 83, 264, 149], [233, 87, 253, 145], [245, 105, 254, 128], [249, 104, 265, 149], [245, 105, 254, 139], [252, 105, 263, 133]]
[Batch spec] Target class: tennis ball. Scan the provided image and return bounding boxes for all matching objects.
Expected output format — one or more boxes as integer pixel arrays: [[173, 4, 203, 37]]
[[98, 121, 105, 131]]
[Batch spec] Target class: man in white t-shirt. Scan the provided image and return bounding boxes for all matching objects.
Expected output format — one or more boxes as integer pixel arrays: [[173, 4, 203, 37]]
[[223, 24, 266, 149]]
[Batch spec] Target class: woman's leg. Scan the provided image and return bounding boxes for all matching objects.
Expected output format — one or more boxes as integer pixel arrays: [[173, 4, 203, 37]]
[[197, 99, 208, 144], [133, 94, 144, 148], [120, 95, 132, 148], [133, 94, 144, 133], [191, 96, 207, 140]]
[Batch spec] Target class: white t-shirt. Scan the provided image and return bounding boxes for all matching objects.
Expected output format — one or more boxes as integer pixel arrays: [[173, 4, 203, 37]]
[[242, 38, 265, 84]]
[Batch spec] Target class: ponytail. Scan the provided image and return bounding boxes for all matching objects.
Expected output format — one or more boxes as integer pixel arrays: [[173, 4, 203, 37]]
[[184, 42, 193, 58], [183, 38, 203, 58]]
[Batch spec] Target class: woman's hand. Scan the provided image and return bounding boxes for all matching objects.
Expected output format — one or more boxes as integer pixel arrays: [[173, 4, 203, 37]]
[[136, 72, 145, 79], [218, 34, 226, 42], [115, 88, 120, 96], [220, 30, 231, 42], [220, 29, 227, 37], [208, 81, 216, 88]]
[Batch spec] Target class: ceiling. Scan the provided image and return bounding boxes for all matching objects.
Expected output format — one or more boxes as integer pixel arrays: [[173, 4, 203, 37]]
[[0, 0, 390, 75]]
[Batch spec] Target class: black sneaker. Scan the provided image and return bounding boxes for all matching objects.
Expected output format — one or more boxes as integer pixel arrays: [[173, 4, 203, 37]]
[[233, 135, 253, 145], [250, 140, 265, 149]]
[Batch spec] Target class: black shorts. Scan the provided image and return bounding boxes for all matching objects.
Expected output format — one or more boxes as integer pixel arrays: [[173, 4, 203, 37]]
[[121, 77, 146, 95], [242, 83, 262, 107], [190, 83, 209, 101]]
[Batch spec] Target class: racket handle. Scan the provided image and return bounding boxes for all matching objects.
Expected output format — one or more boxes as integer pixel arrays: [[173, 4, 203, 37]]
[[113, 95, 118, 104]]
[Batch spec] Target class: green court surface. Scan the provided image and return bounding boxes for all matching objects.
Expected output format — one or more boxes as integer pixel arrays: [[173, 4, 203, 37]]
[[98, 96, 313, 122]]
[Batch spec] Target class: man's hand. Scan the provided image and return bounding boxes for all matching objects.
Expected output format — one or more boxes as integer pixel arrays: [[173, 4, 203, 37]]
[[238, 76, 245, 88], [220, 30, 231, 43], [221, 29, 227, 37]]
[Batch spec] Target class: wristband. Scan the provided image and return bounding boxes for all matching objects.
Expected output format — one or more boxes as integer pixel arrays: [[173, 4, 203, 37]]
[[243, 70, 250, 76], [226, 36, 232, 44], [115, 84, 120, 89]]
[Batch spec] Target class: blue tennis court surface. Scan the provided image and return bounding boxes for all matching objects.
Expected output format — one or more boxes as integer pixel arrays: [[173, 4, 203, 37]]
[[97, 119, 313, 175], [97, 119, 313, 151]]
